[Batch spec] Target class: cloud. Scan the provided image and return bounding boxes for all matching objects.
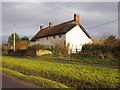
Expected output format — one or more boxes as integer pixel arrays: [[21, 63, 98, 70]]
[[2, 2, 118, 40]]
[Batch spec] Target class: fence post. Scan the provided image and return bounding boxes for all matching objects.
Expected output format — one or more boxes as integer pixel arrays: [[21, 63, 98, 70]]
[[76, 48, 78, 53], [70, 49, 72, 54]]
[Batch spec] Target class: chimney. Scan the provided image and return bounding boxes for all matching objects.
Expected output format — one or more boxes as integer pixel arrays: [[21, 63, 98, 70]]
[[74, 14, 80, 25], [49, 22, 53, 28], [40, 25, 44, 29]]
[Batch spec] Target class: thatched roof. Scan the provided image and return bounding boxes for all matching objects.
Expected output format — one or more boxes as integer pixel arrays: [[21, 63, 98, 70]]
[[31, 20, 91, 41]]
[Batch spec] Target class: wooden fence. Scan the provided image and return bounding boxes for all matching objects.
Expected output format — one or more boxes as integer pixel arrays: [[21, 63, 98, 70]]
[[70, 49, 81, 54]]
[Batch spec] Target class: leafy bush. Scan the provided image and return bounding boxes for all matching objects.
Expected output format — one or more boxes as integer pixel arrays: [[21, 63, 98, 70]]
[[78, 35, 120, 60], [8, 49, 36, 56], [52, 43, 69, 56], [111, 45, 120, 60], [2, 50, 8, 55], [82, 44, 111, 53], [104, 35, 118, 47], [80, 43, 119, 60], [21, 36, 30, 42], [1, 44, 8, 55], [27, 44, 51, 51]]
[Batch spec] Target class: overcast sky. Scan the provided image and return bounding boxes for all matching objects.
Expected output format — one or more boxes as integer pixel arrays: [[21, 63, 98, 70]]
[[2, 2, 118, 41]]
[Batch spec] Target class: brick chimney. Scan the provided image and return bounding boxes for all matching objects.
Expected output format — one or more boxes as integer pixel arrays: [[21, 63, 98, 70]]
[[40, 25, 44, 29], [49, 22, 53, 28], [74, 14, 80, 25]]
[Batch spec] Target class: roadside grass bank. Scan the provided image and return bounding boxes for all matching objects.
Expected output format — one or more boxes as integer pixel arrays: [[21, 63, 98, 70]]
[[2, 68, 69, 88], [12, 55, 119, 65], [5, 55, 118, 69], [2, 56, 119, 88]]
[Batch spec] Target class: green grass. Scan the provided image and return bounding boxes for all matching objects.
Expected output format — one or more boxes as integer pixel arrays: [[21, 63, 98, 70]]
[[70, 56, 119, 65], [7, 54, 119, 65], [23, 55, 119, 65], [2, 68, 68, 88], [2, 56, 119, 88], [0, 56, 2, 64]]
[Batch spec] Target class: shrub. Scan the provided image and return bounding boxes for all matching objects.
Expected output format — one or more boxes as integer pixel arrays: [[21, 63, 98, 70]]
[[21, 36, 30, 42], [78, 35, 120, 60], [1, 44, 8, 55], [52, 43, 69, 56], [104, 35, 118, 47], [27, 44, 50, 51], [111, 45, 120, 60], [8, 49, 36, 56], [80, 43, 119, 60]]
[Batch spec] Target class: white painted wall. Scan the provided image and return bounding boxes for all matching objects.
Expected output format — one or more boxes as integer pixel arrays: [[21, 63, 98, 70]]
[[30, 34, 65, 47], [30, 25, 92, 52], [65, 26, 92, 51]]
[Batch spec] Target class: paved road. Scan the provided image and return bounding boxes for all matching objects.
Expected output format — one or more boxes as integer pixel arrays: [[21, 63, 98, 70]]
[[2, 73, 43, 88]]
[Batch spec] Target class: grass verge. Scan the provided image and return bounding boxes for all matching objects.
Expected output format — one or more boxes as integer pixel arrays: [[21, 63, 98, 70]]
[[17, 55, 119, 65], [2, 56, 119, 88], [2, 68, 68, 88]]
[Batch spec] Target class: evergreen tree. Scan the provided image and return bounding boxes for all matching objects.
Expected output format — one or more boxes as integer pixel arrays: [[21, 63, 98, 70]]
[[8, 33, 21, 44]]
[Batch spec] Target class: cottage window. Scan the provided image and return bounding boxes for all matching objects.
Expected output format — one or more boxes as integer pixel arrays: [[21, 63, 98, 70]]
[[59, 34, 62, 38], [53, 35, 56, 39], [46, 37, 48, 40]]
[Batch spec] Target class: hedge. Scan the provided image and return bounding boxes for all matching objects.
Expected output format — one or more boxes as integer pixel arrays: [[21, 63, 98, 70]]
[[8, 49, 36, 56], [80, 44, 120, 60]]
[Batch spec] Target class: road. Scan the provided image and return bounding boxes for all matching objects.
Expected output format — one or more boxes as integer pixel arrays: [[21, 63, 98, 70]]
[[2, 73, 43, 88]]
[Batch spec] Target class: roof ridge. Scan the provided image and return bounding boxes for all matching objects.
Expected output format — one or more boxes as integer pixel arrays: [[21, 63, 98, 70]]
[[40, 20, 74, 30], [55, 20, 74, 26]]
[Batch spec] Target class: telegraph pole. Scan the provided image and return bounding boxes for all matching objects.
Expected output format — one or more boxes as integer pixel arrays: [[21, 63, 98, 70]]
[[13, 24, 16, 51]]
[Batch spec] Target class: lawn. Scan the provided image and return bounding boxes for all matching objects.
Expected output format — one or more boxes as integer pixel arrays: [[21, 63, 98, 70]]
[[2, 56, 119, 88]]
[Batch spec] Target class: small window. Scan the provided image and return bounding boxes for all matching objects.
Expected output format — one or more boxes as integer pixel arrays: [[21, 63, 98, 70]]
[[46, 37, 48, 40], [53, 35, 56, 39], [59, 34, 62, 38]]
